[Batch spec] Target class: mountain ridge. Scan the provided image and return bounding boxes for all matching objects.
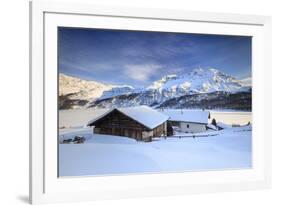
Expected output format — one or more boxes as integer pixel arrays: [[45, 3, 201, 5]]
[[59, 68, 251, 110]]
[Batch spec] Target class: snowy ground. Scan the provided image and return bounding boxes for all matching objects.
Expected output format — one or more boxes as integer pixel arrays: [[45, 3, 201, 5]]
[[58, 108, 252, 177], [59, 108, 109, 129], [59, 108, 252, 128], [210, 111, 252, 125], [59, 126, 252, 177]]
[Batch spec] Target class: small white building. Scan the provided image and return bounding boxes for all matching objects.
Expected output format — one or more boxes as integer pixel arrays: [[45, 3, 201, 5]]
[[162, 110, 210, 133]]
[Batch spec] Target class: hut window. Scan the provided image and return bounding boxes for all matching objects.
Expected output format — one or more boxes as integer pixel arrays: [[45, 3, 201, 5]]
[[186, 124, 190, 128]]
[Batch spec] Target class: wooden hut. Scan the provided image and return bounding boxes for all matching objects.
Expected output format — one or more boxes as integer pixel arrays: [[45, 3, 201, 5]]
[[87, 106, 169, 141]]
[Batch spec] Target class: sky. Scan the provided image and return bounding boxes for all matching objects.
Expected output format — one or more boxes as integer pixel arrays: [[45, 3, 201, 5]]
[[58, 27, 252, 87]]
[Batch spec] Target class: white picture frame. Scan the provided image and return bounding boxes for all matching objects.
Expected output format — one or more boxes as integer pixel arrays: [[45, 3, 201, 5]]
[[30, 1, 272, 204]]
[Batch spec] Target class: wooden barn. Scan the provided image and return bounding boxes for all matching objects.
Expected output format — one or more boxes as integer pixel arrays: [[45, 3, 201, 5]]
[[87, 106, 169, 141]]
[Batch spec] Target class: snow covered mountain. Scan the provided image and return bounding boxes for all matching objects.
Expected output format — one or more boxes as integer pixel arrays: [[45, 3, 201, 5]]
[[59, 74, 134, 109], [239, 77, 252, 87], [59, 73, 115, 100], [147, 67, 250, 95], [59, 68, 251, 110], [99, 85, 135, 100], [87, 67, 252, 110]]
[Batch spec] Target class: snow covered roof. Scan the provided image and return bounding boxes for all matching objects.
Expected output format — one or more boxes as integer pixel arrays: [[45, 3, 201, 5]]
[[161, 110, 210, 124], [216, 122, 232, 129], [87, 106, 169, 129], [85, 108, 112, 125], [206, 124, 217, 130]]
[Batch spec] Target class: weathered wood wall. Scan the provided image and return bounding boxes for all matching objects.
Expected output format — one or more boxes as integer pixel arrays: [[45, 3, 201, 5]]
[[153, 122, 167, 137], [91, 109, 167, 141], [93, 109, 147, 140]]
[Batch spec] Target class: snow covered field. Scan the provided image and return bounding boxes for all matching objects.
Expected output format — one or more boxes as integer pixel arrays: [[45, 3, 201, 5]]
[[58, 108, 252, 177], [59, 108, 108, 128], [59, 108, 252, 128], [210, 111, 252, 125], [59, 126, 251, 176]]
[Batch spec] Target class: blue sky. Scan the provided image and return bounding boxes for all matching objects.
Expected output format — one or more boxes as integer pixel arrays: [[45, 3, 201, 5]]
[[58, 27, 252, 87]]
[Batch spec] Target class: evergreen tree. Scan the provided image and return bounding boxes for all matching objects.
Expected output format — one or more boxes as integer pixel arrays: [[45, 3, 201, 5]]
[[211, 118, 217, 127]]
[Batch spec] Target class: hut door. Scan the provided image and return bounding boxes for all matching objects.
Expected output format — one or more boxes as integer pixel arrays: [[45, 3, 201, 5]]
[[115, 128, 121, 136], [124, 129, 129, 137], [136, 131, 142, 141]]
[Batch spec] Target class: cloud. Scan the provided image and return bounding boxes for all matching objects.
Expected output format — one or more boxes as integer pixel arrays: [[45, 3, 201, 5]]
[[124, 64, 162, 82]]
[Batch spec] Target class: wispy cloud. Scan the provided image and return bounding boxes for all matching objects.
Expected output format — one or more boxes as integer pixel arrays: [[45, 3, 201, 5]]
[[58, 28, 252, 87], [124, 64, 162, 82]]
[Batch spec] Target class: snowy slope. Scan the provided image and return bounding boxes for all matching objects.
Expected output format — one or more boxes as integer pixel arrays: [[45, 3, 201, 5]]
[[99, 85, 135, 99], [147, 67, 250, 94], [59, 73, 115, 100], [59, 125, 252, 176], [59, 73, 135, 101], [239, 77, 252, 87]]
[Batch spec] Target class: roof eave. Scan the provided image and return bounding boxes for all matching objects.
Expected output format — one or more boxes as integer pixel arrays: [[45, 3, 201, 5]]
[[168, 120, 208, 125], [87, 108, 169, 130]]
